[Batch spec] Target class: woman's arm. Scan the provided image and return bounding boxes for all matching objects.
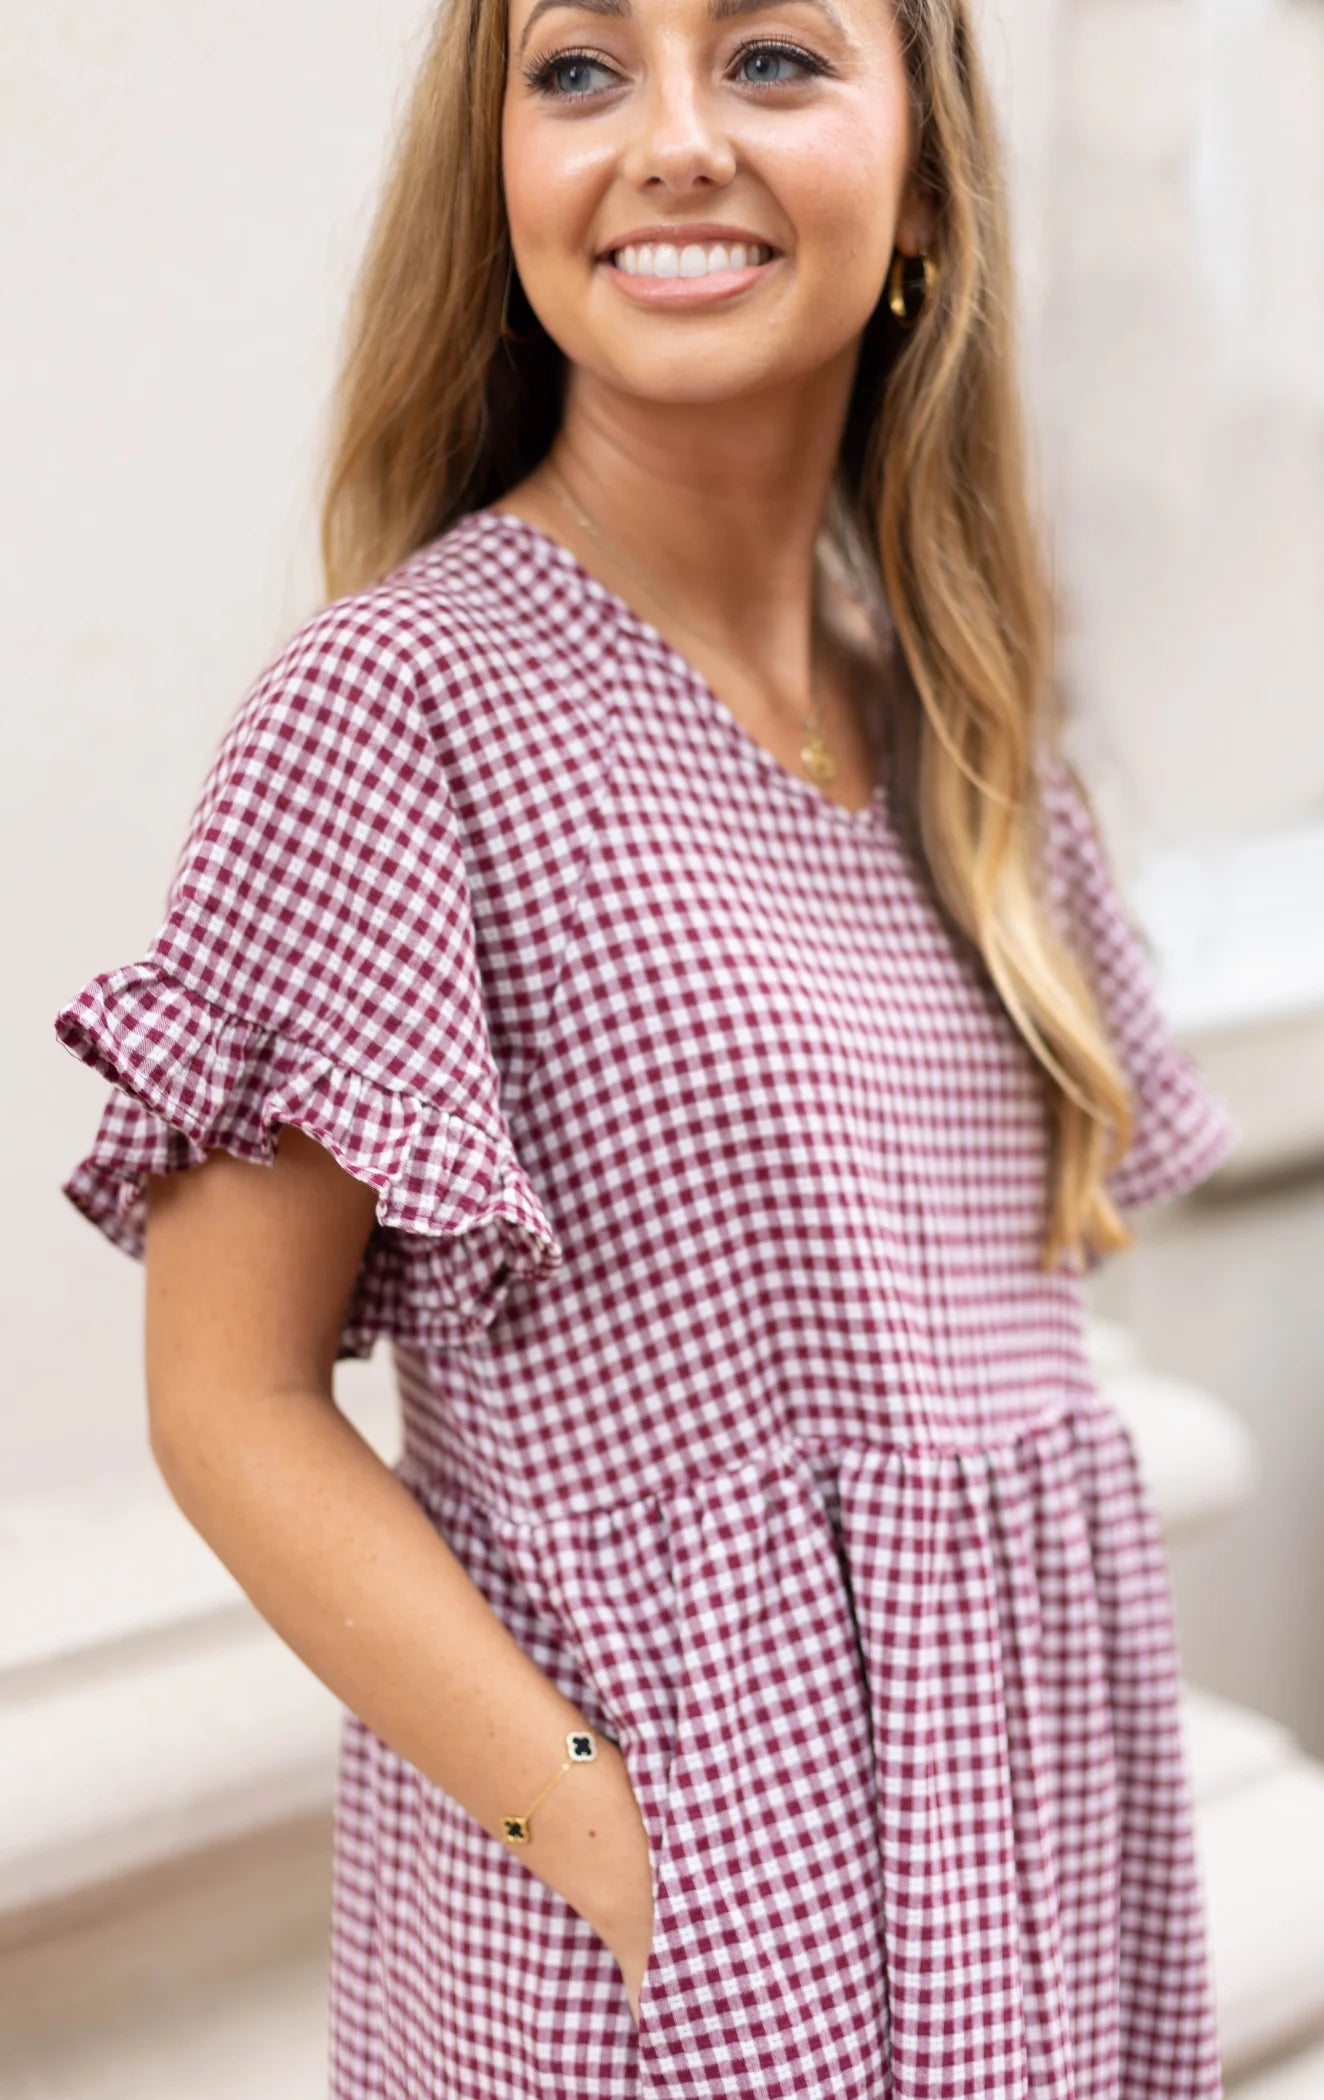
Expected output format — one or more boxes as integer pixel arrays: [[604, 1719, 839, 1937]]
[[142, 1125, 654, 2013]]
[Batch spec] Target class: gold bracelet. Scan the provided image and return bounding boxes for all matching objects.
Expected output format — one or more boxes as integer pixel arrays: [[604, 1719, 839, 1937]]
[[501, 1726, 601, 1846]]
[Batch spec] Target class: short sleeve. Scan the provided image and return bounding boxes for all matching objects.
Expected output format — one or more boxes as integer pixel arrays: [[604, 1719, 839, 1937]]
[[1035, 747, 1240, 1229], [52, 598, 564, 1359]]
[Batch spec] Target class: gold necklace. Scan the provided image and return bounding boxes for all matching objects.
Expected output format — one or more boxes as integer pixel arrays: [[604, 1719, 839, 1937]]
[[538, 460, 839, 788]]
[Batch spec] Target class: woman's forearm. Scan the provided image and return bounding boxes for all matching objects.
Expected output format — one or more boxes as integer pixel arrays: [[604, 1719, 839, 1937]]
[[149, 1383, 651, 1956]]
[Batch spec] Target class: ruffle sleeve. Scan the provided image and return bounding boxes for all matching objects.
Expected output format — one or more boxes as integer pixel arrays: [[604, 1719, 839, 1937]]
[[1035, 746, 1240, 1231], [53, 597, 564, 1359]]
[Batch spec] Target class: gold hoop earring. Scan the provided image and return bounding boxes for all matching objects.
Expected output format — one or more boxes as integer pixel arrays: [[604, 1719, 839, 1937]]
[[886, 248, 936, 328]]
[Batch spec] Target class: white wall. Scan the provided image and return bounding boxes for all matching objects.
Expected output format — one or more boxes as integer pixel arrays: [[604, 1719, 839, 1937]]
[[1043, 0, 1324, 1761], [8, 3, 439, 1493], [1039, 0, 1324, 847]]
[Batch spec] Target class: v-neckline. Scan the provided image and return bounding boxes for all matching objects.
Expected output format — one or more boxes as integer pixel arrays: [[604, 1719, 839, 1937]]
[[474, 506, 890, 839]]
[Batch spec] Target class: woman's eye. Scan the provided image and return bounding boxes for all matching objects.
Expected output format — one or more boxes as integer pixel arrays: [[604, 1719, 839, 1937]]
[[733, 41, 823, 87], [522, 49, 617, 99], [522, 38, 824, 102]]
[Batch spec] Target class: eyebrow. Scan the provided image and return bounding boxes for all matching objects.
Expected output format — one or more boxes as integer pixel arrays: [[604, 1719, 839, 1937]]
[[516, 0, 849, 63]]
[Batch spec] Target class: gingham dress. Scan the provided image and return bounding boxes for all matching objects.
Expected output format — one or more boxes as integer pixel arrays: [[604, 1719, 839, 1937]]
[[53, 506, 1239, 2099]]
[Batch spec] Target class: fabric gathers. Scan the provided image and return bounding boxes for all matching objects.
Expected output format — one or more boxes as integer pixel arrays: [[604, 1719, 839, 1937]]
[[56, 960, 563, 1351]]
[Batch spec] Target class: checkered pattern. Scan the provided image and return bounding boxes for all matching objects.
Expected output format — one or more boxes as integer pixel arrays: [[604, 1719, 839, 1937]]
[[1036, 751, 1240, 1248], [53, 507, 1238, 2097], [53, 598, 564, 1353]]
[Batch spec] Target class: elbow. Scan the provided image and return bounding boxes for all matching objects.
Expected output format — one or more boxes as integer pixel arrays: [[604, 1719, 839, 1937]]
[[145, 1356, 224, 1491], [147, 1392, 196, 1491]]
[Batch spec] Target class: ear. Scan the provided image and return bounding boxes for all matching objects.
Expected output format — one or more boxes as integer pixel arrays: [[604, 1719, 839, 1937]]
[[895, 182, 936, 257]]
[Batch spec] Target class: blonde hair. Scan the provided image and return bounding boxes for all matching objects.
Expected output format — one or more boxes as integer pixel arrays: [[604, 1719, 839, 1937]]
[[317, 0, 1138, 1273]]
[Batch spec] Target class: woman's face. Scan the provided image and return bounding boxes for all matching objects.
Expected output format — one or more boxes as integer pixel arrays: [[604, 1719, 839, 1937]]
[[501, 0, 926, 404]]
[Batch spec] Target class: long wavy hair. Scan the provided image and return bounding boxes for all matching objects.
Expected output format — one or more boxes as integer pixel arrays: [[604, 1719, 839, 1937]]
[[317, 0, 1139, 1273]]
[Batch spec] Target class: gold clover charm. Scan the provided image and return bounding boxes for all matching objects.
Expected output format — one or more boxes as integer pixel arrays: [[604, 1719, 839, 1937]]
[[501, 1727, 598, 1846]]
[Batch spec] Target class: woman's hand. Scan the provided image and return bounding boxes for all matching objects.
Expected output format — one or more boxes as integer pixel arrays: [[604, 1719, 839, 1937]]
[[605, 1880, 655, 2029], [513, 1730, 655, 2023], [583, 1738, 655, 2027]]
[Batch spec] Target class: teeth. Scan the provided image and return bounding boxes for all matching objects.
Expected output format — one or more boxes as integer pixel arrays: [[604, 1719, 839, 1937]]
[[613, 241, 771, 277]]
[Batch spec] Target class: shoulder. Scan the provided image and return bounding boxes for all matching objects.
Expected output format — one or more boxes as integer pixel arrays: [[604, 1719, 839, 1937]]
[[231, 512, 613, 827], [1031, 737, 1090, 837], [1028, 740, 1171, 1072], [1029, 738, 1115, 930]]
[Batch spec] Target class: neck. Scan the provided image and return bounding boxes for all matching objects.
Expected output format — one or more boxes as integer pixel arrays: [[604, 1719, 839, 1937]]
[[542, 358, 858, 686]]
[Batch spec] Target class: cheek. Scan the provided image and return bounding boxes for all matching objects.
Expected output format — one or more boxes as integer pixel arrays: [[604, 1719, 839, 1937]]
[[500, 102, 547, 251], [760, 103, 907, 278], [501, 101, 600, 263]]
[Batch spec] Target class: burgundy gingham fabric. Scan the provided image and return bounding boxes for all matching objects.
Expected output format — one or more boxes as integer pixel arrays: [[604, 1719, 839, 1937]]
[[53, 507, 1240, 2099]]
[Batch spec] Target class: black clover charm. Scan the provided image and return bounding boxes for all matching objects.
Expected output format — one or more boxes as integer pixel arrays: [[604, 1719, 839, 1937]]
[[567, 1729, 598, 1762], [502, 1814, 531, 1844]]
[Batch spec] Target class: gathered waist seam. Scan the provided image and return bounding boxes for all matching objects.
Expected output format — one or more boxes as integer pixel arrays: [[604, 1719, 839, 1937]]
[[395, 1386, 1111, 1537]]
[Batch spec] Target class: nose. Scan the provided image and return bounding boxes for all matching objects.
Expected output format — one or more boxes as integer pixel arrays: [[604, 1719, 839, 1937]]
[[618, 59, 739, 189]]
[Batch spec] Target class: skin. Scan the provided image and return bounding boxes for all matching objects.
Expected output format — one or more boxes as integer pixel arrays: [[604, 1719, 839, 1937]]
[[497, 0, 936, 811]]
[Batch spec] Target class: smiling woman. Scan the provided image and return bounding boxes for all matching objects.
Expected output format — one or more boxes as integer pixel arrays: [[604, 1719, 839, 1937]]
[[53, 0, 1237, 2095], [500, 0, 914, 408]]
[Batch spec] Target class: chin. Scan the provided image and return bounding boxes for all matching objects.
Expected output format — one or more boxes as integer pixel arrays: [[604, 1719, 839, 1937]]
[[587, 332, 797, 396]]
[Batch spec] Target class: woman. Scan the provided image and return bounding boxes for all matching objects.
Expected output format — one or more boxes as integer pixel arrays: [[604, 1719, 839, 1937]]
[[52, 0, 1238, 2091]]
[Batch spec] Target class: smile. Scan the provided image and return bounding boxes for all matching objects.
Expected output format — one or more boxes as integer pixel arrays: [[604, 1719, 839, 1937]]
[[597, 241, 783, 306], [611, 240, 777, 276]]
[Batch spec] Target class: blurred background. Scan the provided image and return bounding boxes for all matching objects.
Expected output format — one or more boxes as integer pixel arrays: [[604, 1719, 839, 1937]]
[[4, 0, 1322, 2093]]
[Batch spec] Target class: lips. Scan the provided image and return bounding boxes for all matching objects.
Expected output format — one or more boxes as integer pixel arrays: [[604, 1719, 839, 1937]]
[[597, 246, 782, 304]]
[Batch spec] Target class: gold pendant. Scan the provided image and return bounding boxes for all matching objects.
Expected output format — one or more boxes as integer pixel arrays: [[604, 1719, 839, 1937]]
[[801, 722, 837, 786]]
